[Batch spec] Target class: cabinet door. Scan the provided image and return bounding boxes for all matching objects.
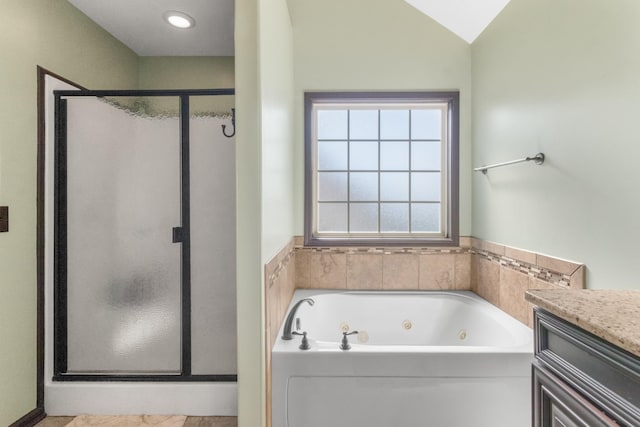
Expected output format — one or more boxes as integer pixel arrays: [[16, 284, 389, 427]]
[[533, 363, 620, 427]]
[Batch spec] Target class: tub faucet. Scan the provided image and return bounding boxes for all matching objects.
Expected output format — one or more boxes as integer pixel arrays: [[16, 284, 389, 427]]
[[282, 298, 315, 340], [340, 330, 359, 350]]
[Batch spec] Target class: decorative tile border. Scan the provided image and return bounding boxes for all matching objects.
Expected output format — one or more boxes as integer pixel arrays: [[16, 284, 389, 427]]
[[472, 248, 571, 288], [470, 238, 584, 289], [294, 236, 472, 255], [295, 246, 471, 255], [289, 236, 584, 290], [265, 239, 296, 289]]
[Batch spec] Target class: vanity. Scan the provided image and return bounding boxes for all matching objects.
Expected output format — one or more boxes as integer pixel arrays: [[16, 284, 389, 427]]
[[526, 289, 640, 427]]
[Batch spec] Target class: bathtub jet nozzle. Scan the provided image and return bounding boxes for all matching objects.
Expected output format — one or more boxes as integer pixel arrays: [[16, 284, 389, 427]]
[[282, 298, 315, 340]]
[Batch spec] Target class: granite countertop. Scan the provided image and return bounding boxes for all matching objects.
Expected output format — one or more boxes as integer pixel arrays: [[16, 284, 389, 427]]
[[525, 289, 640, 358]]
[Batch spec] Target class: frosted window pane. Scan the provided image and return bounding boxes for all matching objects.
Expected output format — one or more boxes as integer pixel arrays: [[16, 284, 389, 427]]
[[412, 204, 441, 233], [411, 172, 441, 201], [350, 172, 378, 201], [318, 172, 348, 201], [349, 110, 378, 139], [350, 141, 378, 170], [350, 203, 378, 232], [380, 110, 409, 139], [411, 141, 442, 171], [65, 96, 181, 373], [380, 141, 409, 170], [318, 203, 348, 232], [318, 110, 348, 139], [190, 114, 237, 375], [411, 109, 442, 140], [318, 140, 348, 170], [380, 172, 409, 201], [411, 141, 441, 171], [380, 203, 409, 232]]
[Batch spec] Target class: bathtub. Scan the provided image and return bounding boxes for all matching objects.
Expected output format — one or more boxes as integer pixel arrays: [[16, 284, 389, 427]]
[[272, 290, 533, 427]]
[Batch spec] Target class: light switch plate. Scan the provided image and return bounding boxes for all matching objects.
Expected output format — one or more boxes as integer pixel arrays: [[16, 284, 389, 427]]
[[0, 206, 8, 232]]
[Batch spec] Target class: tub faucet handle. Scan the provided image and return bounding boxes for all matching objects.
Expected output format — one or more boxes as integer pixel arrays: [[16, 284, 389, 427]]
[[340, 330, 359, 350], [292, 330, 310, 350]]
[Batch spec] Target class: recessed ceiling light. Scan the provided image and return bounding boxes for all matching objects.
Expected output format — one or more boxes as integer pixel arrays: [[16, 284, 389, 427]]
[[163, 11, 196, 29]]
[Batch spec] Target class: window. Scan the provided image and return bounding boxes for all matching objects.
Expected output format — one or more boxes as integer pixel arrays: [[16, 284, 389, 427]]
[[304, 92, 459, 246]]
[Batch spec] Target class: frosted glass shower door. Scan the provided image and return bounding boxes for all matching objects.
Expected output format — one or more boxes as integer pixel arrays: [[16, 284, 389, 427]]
[[60, 96, 182, 374], [189, 96, 237, 375]]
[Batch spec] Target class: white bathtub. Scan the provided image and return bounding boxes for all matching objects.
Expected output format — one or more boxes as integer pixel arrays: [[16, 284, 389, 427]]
[[272, 290, 533, 427]]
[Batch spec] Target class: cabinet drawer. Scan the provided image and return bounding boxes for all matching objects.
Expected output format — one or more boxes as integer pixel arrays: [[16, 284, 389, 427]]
[[535, 309, 640, 426], [533, 362, 620, 427]]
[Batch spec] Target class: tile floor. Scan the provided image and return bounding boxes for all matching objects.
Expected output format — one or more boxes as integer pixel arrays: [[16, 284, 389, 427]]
[[35, 417, 237, 427]]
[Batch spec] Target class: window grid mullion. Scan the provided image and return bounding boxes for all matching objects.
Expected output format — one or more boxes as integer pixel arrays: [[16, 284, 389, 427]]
[[377, 109, 381, 233], [346, 110, 351, 233], [408, 109, 412, 233], [318, 169, 439, 173], [319, 200, 439, 204], [318, 138, 440, 142]]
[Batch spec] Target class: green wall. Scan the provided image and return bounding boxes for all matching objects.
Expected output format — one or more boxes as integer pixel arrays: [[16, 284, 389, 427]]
[[235, 0, 296, 425], [234, 0, 263, 424], [260, 0, 296, 261], [288, 0, 473, 237], [472, 0, 640, 289], [138, 56, 235, 89], [0, 1, 138, 424]]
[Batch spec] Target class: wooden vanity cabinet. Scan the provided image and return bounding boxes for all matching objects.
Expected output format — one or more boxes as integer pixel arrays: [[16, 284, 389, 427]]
[[533, 309, 640, 427]]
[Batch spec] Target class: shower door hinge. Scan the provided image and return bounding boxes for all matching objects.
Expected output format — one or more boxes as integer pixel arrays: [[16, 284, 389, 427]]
[[172, 226, 185, 243]]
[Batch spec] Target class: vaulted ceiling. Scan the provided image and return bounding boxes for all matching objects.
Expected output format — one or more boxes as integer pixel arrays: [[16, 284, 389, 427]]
[[405, 0, 512, 43], [66, 0, 511, 56]]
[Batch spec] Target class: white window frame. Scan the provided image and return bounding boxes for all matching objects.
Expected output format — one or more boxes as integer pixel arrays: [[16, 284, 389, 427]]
[[304, 92, 459, 247]]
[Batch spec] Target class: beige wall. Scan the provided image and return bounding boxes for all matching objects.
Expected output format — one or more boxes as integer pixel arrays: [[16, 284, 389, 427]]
[[471, 0, 640, 289], [288, 0, 473, 238], [0, 1, 138, 424]]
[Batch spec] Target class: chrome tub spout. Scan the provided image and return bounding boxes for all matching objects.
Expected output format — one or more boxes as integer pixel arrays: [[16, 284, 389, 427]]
[[281, 298, 315, 340]]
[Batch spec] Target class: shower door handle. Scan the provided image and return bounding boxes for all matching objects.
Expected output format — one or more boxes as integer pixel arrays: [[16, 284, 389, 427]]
[[172, 226, 184, 243]]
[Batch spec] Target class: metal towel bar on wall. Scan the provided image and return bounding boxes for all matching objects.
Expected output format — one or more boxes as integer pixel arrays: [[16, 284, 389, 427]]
[[474, 153, 545, 174]]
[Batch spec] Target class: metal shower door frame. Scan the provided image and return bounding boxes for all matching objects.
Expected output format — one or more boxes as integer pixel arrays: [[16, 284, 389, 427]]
[[52, 89, 236, 382]]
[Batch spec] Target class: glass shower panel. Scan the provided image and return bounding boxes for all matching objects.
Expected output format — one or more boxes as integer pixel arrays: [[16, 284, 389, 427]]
[[64, 96, 182, 374], [189, 96, 237, 375]]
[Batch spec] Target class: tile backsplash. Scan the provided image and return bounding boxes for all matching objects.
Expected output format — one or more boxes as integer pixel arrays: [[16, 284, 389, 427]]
[[295, 242, 472, 291], [471, 237, 585, 326], [265, 236, 586, 339]]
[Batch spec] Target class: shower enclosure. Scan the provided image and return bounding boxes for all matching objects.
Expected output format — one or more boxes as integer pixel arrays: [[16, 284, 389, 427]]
[[47, 88, 236, 412]]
